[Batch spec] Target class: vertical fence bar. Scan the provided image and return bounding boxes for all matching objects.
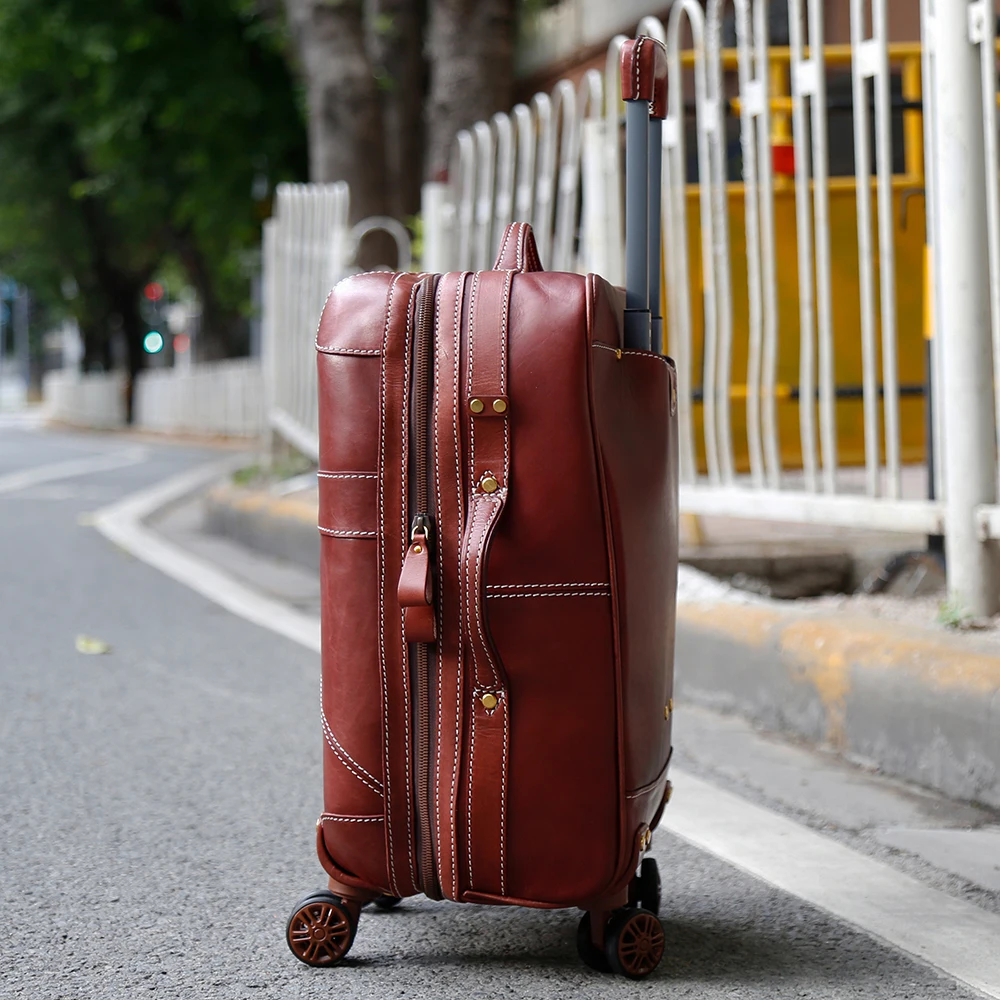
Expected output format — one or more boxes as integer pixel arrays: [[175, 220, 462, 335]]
[[604, 36, 629, 287], [473, 121, 496, 270], [513, 104, 537, 227], [552, 80, 581, 273], [789, 0, 818, 493], [706, 0, 735, 483], [872, 0, 901, 499], [662, 2, 711, 485], [851, 0, 883, 497], [927, 0, 998, 614], [578, 70, 608, 276], [735, 0, 767, 488], [969, 1, 1000, 500], [533, 93, 557, 269], [453, 131, 475, 270], [493, 113, 516, 245]]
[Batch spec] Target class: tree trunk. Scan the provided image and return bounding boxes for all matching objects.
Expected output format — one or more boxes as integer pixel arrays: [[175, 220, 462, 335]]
[[425, 0, 517, 181], [285, 0, 389, 222], [368, 0, 427, 220]]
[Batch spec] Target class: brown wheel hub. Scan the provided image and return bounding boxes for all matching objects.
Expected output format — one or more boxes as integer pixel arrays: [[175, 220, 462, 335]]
[[287, 897, 354, 967], [612, 910, 665, 979]]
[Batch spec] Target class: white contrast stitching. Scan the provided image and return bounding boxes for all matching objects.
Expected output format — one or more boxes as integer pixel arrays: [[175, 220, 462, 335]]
[[634, 36, 644, 99], [433, 275, 446, 892], [592, 341, 674, 367], [378, 272, 403, 897], [467, 699, 476, 890], [497, 223, 515, 269], [467, 273, 479, 487], [320, 815, 383, 823], [471, 496, 502, 689], [315, 345, 383, 355], [320, 687, 384, 796], [318, 527, 377, 538], [515, 222, 524, 272], [486, 582, 609, 590], [451, 273, 469, 900], [318, 472, 378, 479], [486, 590, 611, 601], [400, 278, 420, 892], [500, 698, 508, 895]]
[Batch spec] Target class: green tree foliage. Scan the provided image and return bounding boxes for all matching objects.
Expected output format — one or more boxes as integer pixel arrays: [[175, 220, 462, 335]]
[[0, 0, 307, 409]]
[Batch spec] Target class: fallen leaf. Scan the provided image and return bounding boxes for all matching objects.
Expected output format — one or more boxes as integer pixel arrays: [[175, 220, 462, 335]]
[[75, 635, 111, 655]]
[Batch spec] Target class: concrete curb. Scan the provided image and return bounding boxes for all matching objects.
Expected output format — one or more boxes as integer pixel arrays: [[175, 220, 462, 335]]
[[202, 480, 1000, 809], [676, 600, 1000, 810]]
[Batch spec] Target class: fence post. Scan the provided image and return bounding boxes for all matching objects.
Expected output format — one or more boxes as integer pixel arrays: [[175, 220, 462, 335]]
[[421, 181, 450, 273], [928, 0, 999, 615]]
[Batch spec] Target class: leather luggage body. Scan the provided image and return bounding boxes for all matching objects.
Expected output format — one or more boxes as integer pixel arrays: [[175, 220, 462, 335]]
[[313, 217, 679, 910]]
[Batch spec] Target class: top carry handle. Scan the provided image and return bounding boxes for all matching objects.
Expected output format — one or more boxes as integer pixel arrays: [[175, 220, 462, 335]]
[[620, 36, 667, 352]]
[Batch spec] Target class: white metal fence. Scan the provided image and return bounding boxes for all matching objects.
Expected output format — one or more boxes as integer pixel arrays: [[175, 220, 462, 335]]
[[417, 0, 1000, 614], [43, 359, 264, 438], [262, 183, 412, 461]]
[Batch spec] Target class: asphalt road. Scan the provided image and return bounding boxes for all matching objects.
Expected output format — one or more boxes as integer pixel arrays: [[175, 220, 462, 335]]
[[1, 421, 998, 999]]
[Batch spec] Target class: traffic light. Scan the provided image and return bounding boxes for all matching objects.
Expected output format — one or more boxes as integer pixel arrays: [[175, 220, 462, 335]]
[[143, 331, 164, 354]]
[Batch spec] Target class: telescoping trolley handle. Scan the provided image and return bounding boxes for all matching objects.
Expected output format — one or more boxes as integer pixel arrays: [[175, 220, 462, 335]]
[[620, 35, 668, 352]]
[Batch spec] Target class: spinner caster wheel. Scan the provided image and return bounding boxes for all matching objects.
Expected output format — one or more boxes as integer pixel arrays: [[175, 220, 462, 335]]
[[373, 895, 402, 910], [575, 912, 611, 973], [635, 856, 661, 916], [604, 907, 665, 979], [286, 890, 357, 967]]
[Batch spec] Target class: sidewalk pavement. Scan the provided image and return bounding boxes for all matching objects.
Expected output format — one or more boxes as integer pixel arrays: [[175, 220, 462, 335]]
[[203, 478, 1000, 811]]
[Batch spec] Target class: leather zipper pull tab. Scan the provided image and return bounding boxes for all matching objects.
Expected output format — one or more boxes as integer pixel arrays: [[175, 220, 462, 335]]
[[398, 529, 436, 642]]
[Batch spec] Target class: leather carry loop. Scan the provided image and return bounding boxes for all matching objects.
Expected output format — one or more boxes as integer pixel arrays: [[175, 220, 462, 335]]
[[459, 269, 514, 897], [492, 221, 544, 272]]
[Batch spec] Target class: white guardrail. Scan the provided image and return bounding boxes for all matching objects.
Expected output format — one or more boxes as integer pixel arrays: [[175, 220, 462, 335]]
[[414, 0, 1000, 615]]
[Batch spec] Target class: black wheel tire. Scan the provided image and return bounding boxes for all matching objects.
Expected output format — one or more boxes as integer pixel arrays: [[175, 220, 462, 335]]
[[373, 895, 402, 910], [637, 857, 662, 916], [575, 912, 612, 973], [604, 907, 665, 980], [286, 891, 357, 967]]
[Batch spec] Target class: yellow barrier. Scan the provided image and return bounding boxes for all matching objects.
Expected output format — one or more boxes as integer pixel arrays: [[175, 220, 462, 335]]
[[667, 44, 930, 473]]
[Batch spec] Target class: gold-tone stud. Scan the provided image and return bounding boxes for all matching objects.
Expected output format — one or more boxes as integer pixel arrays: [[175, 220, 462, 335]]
[[470, 398, 485, 413], [664, 780, 673, 804], [615, 348, 623, 360], [481, 692, 498, 710], [493, 398, 507, 413], [664, 698, 673, 720], [480, 475, 499, 494], [413, 544, 422, 554]]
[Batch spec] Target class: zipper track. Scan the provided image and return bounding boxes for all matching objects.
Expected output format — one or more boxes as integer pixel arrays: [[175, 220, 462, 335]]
[[410, 276, 441, 899]]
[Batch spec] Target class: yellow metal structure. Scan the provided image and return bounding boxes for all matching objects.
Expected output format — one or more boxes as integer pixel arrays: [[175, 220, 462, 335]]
[[666, 43, 929, 472]]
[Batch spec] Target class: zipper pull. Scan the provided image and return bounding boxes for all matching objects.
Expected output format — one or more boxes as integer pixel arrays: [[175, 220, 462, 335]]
[[398, 523, 436, 642]]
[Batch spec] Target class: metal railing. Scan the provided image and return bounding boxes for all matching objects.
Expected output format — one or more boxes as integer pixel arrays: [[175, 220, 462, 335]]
[[262, 182, 412, 461], [420, 1, 1000, 613]]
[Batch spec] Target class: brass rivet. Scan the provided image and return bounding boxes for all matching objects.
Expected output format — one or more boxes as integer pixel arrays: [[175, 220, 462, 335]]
[[480, 475, 499, 494], [615, 348, 622, 360], [481, 692, 498, 710], [493, 398, 507, 413], [413, 544, 422, 554], [664, 780, 673, 804], [664, 698, 673, 720], [470, 398, 484, 413]]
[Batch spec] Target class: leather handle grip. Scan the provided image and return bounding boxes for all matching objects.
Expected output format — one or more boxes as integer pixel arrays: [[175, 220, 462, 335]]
[[620, 36, 667, 120]]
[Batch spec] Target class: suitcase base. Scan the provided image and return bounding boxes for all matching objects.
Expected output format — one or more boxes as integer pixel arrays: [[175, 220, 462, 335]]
[[285, 858, 666, 978]]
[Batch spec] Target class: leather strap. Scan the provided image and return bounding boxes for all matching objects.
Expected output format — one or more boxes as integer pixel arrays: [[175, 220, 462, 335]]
[[460, 269, 514, 898], [492, 222, 544, 273]]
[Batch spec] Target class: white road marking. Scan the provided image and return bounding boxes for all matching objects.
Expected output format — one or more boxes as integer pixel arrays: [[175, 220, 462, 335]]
[[97, 458, 1000, 996], [91, 457, 321, 654], [0, 446, 147, 496], [661, 771, 1000, 998]]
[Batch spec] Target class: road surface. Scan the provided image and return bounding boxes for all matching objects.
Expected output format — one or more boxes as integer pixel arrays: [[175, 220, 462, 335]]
[[2, 420, 999, 999]]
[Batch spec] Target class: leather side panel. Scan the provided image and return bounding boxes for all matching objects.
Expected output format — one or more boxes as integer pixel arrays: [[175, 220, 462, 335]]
[[589, 278, 678, 811], [316, 271, 413, 895], [471, 272, 620, 905]]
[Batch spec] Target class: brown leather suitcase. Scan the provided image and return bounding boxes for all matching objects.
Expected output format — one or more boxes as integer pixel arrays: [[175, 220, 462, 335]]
[[287, 34, 678, 980]]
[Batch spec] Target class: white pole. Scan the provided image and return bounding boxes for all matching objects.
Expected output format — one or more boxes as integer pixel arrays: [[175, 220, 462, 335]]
[[929, 0, 999, 615]]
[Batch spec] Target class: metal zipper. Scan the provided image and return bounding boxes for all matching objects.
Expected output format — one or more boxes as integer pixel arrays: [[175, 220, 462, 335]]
[[409, 275, 441, 899]]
